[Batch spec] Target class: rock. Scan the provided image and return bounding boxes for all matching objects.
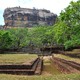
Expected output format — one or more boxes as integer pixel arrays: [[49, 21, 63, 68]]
[[0, 25, 4, 29], [3, 7, 57, 27]]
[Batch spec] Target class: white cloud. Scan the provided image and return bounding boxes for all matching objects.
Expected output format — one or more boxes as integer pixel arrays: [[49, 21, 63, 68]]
[[0, 0, 17, 9], [27, 0, 78, 15], [0, 0, 31, 10], [0, 0, 78, 25], [0, 0, 78, 14]]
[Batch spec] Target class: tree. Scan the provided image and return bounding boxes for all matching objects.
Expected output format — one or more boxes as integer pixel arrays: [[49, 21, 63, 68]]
[[53, 21, 69, 45], [27, 26, 55, 49], [53, 0, 80, 49], [8, 28, 28, 49], [0, 30, 12, 50]]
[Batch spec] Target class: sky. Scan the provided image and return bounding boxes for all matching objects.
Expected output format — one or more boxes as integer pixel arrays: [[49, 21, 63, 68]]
[[0, 0, 78, 25]]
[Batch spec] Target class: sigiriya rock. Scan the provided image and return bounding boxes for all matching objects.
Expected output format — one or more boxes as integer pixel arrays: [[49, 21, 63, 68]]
[[3, 7, 57, 27]]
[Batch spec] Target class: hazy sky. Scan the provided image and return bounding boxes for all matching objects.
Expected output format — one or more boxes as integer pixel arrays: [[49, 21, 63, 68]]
[[0, 0, 78, 25]]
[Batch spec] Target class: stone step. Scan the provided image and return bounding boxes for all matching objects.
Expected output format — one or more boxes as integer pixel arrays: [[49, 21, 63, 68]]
[[53, 57, 80, 71], [0, 58, 38, 69], [35, 59, 43, 75], [0, 58, 40, 75], [51, 58, 79, 73]]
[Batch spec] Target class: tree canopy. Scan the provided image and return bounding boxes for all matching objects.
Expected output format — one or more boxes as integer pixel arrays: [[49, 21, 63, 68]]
[[53, 0, 80, 49], [0, 0, 80, 51]]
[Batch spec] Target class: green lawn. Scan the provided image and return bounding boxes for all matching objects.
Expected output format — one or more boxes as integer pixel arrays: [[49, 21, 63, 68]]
[[64, 49, 80, 58], [0, 54, 37, 64], [42, 56, 62, 75], [0, 73, 80, 80], [0, 53, 80, 80], [54, 54, 80, 64]]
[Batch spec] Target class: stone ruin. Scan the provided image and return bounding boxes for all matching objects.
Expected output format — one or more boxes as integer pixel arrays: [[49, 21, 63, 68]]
[[3, 7, 57, 27]]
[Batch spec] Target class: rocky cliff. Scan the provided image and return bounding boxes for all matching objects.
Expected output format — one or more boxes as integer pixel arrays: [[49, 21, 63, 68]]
[[3, 7, 57, 27]]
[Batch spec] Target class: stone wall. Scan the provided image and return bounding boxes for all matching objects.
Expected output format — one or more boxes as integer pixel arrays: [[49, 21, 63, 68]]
[[3, 7, 57, 27]]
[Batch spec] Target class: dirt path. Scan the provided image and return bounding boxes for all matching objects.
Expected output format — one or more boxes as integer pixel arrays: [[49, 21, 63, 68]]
[[42, 56, 62, 76]]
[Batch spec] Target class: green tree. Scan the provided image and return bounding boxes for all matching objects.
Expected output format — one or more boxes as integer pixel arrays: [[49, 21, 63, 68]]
[[0, 30, 12, 50], [53, 0, 80, 49], [53, 21, 69, 45], [8, 28, 28, 49], [27, 26, 55, 48]]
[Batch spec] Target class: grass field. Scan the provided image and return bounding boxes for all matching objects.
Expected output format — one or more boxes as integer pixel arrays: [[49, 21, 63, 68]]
[[0, 54, 37, 64], [64, 49, 80, 58], [0, 53, 80, 80], [42, 56, 62, 76], [0, 73, 80, 80], [54, 54, 80, 64]]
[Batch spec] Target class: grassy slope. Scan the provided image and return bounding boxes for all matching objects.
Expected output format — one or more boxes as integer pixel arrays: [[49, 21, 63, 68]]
[[54, 54, 80, 64], [64, 49, 80, 58], [0, 54, 37, 64]]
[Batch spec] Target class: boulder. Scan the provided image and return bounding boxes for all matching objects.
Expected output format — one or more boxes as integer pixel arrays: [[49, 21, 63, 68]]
[[3, 7, 57, 27]]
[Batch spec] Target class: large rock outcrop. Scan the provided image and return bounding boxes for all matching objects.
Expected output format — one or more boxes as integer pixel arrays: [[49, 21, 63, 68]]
[[3, 7, 57, 27]]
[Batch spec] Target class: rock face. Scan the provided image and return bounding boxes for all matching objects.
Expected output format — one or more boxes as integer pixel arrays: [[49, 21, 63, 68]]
[[3, 7, 57, 27]]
